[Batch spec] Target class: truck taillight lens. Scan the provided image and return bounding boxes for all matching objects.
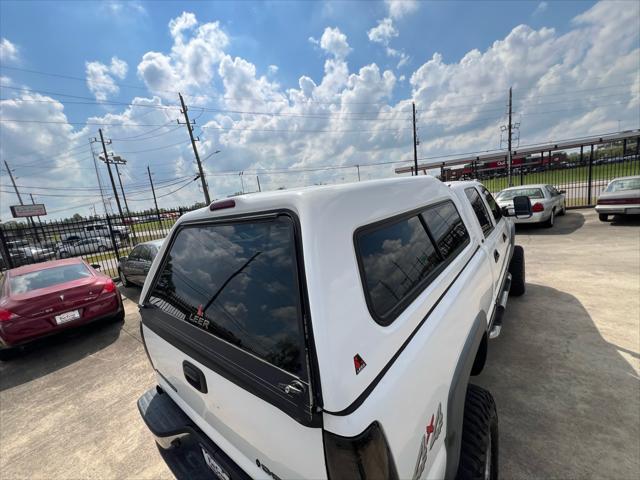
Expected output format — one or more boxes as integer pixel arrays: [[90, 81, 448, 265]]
[[101, 280, 116, 294], [323, 422, 398, 480], [532, 202, 544, 212]]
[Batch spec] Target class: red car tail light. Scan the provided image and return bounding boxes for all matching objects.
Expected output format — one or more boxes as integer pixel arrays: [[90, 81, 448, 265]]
[[0, 309, 15, 322], [101, 279, 117, 294], [532, 202, 544, 212]]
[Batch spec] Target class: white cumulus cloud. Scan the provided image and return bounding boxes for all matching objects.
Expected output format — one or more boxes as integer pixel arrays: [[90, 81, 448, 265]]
[[85, 56, 128, 101], [385, 0, 419, 19], [368, 18, 398, 45], [0, 38, 18, 64], [137, 12, 229, 100]]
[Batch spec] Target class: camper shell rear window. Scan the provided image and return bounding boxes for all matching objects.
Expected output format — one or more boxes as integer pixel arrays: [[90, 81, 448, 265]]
[[147, 214, 308, 378]]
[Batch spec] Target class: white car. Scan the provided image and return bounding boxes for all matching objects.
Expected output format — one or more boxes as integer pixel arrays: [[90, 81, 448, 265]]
[[136, 177, 531, 480], [58, 237, 114, 258], [496, 184, 566, 227], [596, 175, 640, 221]]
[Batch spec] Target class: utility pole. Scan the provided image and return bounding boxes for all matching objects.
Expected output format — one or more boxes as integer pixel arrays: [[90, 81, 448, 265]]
[[4, 160, 24, 205], [256, 175, 261, 192], [356, 164, 361, 181], [412, 102, 419, 176], [114, 162, 131, 215], [92, 129, 125, 223], [507, 87, 513, 187], [179, 92, 210, 204], [239, 171, 245, 194], [89, 139, 109, 216], [4, 160, 38, 237], [147, 165, 161, 223]]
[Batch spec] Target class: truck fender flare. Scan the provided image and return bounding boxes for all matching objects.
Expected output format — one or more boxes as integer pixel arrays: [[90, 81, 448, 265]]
[[444, 311, 487, 480]]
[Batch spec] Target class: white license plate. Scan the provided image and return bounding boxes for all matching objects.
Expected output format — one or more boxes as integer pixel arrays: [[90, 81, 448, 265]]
[[201, 446, 230, 480], [55, 310, 81, 324]]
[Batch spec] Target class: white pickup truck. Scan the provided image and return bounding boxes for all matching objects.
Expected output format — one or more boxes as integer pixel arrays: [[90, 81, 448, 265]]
[[137, 176, 530, 480]]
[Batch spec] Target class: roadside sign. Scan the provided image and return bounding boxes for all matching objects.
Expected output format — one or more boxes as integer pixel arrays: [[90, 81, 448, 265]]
[[10, 204, 47, 218]]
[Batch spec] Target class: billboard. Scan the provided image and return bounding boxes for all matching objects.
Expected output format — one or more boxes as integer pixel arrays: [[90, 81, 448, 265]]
[[10, 204, 47, 218]]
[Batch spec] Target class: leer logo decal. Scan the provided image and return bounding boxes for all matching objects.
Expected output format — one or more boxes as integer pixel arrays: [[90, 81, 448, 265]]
[[412, 403, 444, 480], [353, 354, 367, 374]]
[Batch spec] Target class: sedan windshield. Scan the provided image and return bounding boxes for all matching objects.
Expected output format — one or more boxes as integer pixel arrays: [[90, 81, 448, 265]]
[[9, 264, 92, 294], [497, 188, 544, 200], [606, 178, 640, 192]]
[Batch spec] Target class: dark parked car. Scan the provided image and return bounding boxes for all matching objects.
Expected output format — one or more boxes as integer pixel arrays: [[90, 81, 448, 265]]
[[118, 239, 164, 287], [0, 258, 124, 359]]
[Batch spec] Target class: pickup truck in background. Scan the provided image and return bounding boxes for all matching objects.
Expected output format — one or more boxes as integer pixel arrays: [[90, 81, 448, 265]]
[[136, 176, 531, 480]]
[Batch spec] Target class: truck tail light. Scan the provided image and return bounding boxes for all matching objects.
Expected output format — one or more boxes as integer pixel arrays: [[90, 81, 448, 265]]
[[531, 202, 544, 212], [0, 309, 15, 322], [210, 199, 235, 211], [323, 422, 398, 480]]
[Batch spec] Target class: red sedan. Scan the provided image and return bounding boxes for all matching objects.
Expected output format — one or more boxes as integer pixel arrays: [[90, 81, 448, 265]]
[[0, 258, 124, 358]]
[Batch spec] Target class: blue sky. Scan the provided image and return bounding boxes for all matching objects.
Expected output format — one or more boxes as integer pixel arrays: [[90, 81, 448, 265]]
[[0, 0, 637, 219], [1, 0, 596, 122]]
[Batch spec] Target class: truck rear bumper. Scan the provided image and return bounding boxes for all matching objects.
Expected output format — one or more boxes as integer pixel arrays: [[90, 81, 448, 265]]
[[138, 386, 250, 480]]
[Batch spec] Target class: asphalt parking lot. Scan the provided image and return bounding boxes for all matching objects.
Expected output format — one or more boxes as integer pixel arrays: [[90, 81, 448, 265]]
[[0, 209, 638, 479]]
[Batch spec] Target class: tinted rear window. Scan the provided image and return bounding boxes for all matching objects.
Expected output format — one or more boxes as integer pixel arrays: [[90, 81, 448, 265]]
[[147, 215, 306, 377], [356, 200, 469, 325], [9, 264, 92, 294]]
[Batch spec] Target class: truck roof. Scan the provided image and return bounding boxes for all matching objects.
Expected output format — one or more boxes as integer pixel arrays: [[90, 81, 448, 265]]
[[180, 176, 446, 225]]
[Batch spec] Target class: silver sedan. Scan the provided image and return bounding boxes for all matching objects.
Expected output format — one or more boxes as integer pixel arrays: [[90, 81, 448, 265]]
[[596, 175, 640, 221], [58, 237, 115, 258], [496, 184, 566, 227]]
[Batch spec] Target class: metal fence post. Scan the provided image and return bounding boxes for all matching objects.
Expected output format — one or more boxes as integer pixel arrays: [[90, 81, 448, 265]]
[[0, 224, 14, 270], [105, 215, 120, 262], [587, 144, 594, 205]]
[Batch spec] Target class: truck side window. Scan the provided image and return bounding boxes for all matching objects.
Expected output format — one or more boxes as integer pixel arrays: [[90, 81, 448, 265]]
[[356, 201, 469, 325], [464, 187, 494, 236], [480, 186, 502, 223], [421, 201, 470, 259]]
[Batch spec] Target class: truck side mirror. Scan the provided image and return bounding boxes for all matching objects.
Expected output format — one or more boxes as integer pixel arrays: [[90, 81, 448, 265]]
[[501, 195, 532, 218], [513, 195, 532, 218]]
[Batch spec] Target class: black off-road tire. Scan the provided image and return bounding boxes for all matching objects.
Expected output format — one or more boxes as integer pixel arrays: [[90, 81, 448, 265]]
[[508, 245, 525, 297], [598, 213, 609, 222], [456, 384, 498, 480]]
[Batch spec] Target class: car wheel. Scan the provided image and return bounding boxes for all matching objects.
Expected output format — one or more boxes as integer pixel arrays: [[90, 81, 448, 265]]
[[60, 251, 68, 258], [456, 384, 498, 480], [543, 209, 555, 228], [119, 268, 132, 287], [508, 245, 525, 296], [598, 213, 609, 222], [560, 203, 566, 215]]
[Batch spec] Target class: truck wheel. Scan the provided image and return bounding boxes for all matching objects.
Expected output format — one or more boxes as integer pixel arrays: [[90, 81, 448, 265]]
[[508, 245, 525, 296], [598, 213, 608, 222], [456, 384, 498, 480]]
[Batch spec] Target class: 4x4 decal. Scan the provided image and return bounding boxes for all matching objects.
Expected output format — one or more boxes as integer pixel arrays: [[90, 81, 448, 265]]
[[412, 403, 444, 480]]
